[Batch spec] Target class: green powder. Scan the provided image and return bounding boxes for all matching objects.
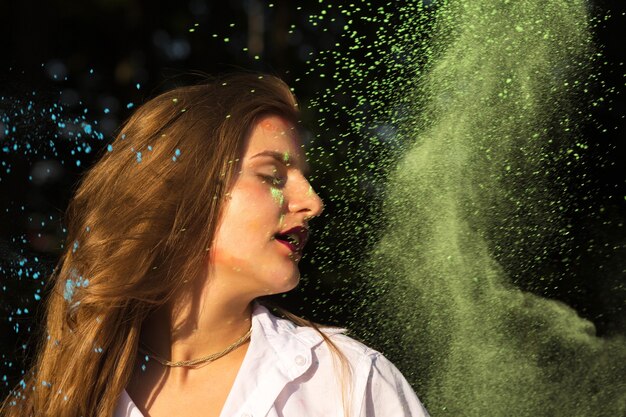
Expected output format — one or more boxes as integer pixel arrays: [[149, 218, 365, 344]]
[[270, 187, 284, 206], [352, 0, 626, 415]]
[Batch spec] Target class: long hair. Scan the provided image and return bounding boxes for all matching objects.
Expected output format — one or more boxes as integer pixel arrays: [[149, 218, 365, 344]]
[[1, 73, 327, 417]]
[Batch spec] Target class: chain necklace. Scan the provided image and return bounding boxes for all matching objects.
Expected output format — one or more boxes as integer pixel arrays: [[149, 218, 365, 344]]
[[138, 327, 252, 368]]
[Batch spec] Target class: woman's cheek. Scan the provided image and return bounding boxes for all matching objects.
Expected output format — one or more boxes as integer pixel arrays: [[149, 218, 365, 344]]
[[269, 187, 284, 206], [237, 180, 285, 211]]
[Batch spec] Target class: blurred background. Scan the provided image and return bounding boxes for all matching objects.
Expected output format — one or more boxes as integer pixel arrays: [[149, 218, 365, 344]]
[[0, 0, 624, 401]]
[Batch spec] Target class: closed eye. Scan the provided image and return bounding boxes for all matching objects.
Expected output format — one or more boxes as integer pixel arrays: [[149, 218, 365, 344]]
[[258, 174, 285, 187]]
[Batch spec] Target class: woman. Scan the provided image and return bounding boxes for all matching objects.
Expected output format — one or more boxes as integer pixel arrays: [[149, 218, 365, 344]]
[[1, 73, 429, 417]]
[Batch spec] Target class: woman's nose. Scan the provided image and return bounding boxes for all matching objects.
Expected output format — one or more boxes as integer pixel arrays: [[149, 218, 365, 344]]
[[288, 180, 324, 219]]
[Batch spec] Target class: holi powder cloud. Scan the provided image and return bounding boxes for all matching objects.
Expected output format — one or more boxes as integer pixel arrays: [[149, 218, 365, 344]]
[[1, 0, 625, 415], [305, 0, 625, 415]]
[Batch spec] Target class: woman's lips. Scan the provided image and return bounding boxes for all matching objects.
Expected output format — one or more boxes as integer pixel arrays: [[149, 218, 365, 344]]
[[272, 226, 308, 261], [275, 238, 299, 253], [273, 237, 303, 261], [274, 226, 309, 252]]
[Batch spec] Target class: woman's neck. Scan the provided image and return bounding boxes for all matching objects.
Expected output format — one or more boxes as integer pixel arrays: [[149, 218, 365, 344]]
[[140, 287, 254, 367]]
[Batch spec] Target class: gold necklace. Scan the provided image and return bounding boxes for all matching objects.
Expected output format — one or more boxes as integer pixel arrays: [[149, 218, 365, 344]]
[[138, 327, 252, 368]]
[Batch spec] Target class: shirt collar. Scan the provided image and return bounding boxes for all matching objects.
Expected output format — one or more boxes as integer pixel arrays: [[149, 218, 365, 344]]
[[250, 302, 320, 379], [250, 302, 346, 376], [217, 302, 338, 417]]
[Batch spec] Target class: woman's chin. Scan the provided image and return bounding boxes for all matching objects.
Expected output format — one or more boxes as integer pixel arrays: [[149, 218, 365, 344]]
[[259, 271, 300, 296]]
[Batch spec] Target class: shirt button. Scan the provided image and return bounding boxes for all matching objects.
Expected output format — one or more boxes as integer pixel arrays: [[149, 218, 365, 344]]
[[241, 413, 252, 417], [295, 355, 306, 366]]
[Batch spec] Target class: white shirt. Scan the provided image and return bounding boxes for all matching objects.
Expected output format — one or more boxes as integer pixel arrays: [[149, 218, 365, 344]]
[[114, 303, 430, 417]]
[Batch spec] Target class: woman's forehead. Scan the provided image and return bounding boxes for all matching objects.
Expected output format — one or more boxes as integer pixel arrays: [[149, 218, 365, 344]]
[[245, 115, 302, 156], [259, 117, 295, 133]]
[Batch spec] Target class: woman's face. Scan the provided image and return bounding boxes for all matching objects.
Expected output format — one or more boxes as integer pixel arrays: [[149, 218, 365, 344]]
[[209, 115, 324, 299]]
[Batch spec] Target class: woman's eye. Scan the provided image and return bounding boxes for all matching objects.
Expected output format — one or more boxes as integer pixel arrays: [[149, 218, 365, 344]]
[[259, 174, 285, 187]]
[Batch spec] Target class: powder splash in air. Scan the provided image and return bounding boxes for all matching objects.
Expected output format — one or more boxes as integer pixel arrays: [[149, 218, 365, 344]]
[[349, 1, 626, 416]]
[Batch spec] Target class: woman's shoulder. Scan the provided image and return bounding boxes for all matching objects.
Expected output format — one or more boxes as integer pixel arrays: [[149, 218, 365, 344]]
[[295, 322, 430, 416], [293, 320, 386, 365], [253, 303, 387, 366], [255, 305, 430, 416], [320, 329, 380, 357]]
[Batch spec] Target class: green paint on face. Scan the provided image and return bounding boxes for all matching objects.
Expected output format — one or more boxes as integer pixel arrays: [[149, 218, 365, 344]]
[[282, 151, 290, 164], [270, 187, 284, 206]]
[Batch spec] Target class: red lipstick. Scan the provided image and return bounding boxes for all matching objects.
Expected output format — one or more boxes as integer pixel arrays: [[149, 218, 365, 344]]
[[274, 226, 309, 253]]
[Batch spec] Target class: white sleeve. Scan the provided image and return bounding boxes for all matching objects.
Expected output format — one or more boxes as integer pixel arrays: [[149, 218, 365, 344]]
[[359, 353, 430, 417]]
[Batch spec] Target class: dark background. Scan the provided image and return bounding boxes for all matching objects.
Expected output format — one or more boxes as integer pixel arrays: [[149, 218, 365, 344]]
[[0, 0, 624, 396]]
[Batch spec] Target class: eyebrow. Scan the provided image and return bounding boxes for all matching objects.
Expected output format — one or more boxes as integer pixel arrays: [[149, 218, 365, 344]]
[[250, 150, 311, 177]]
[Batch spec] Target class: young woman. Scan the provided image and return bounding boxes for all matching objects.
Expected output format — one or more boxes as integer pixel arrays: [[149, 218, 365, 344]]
[[1, 73, 429, 417]]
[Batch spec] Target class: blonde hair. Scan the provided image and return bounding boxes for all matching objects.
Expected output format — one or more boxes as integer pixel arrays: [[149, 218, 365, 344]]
[[1, 73, 349, 417]]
